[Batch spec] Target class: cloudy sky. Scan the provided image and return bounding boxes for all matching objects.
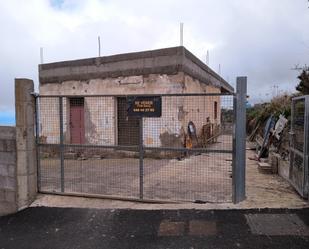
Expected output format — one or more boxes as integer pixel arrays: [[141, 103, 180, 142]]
[[0, 0, 308, 113]]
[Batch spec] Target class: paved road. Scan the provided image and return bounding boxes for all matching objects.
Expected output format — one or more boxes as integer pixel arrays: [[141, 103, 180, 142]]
[[0, 207, 308, 249]]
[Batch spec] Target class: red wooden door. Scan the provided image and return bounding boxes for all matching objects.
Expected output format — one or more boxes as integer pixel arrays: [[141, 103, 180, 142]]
[[70, 99, 85, 144]]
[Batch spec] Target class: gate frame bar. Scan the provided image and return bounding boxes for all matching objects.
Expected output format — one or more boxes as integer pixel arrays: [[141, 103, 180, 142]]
[[59, 97, 65, 192], [34, 90, 243, 203], [305, 96, 309, 198], [33, 93, 41, 191], [139, 117, 144, 200]]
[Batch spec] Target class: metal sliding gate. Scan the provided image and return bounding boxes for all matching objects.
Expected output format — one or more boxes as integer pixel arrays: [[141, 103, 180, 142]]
[[35, 79, 247, 203], [289, 96, 309, 199]]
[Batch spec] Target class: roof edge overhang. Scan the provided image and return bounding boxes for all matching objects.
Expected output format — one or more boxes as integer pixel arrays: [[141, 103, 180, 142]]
[[39, 46, 234, 93]]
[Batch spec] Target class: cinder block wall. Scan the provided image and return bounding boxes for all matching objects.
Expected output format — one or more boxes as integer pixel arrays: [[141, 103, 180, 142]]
[[0, 79, 37, 216], [0, 126, 17, 216]]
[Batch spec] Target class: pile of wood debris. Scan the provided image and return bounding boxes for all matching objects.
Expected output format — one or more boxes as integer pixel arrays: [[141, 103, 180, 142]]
[[247, 94, 293, 173]]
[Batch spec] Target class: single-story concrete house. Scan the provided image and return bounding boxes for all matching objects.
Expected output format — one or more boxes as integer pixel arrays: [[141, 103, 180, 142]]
[[38, 46, 233, 148]]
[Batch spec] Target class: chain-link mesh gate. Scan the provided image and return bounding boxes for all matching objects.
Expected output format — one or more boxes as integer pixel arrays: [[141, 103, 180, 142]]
[[290, 96, 309, 199], [36, 93, 236, 203]]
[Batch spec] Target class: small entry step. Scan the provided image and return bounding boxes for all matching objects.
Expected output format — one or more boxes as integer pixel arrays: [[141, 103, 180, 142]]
[[258, 162, 272, 174]]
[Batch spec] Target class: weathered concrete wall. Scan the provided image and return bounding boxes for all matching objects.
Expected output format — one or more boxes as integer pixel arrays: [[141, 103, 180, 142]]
[[84, 97, 115, 145], [39, 73, 185, 95], [182, 75, 221, 137], [269, 152, 290, 181], [0, 127, 17, 216], [39, 72, 222, 148], [278, 159, 290, 181], [144, 96, 184, 147], [15, 79, 37, 209], [39, 97, 60, 144], [40, 73, 185, 146]]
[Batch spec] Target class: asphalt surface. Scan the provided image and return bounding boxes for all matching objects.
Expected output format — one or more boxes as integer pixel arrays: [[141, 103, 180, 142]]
[[0, 207, 308, 249]]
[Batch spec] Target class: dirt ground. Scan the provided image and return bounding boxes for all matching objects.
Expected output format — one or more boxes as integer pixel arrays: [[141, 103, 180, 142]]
[[40, 135, 233, 202], [35, 136, 309, 209]]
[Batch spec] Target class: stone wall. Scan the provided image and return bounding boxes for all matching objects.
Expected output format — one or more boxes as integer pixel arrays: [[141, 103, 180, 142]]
[[0, 126, 17, 216]]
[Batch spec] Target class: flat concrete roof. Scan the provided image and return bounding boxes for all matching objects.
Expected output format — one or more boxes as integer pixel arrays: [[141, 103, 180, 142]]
[[39, 46, 234, 93]]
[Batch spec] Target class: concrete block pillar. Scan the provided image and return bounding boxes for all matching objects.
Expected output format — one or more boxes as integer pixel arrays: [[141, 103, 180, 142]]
[[15, 78, 37, 209]]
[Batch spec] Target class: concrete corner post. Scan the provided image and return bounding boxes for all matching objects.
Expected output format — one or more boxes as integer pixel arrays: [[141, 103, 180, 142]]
[[233, 76, 247, 204], [15, 78, 37, 209]]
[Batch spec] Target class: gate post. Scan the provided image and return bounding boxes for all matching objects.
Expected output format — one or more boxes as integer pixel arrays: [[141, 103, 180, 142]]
[[305, 96, 309, 198], [233, 76, 247, 203], [15, 79, 37, 209]]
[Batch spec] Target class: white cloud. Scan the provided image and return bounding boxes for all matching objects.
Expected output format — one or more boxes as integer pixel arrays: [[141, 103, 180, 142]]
[[0, 0, 308, 110]]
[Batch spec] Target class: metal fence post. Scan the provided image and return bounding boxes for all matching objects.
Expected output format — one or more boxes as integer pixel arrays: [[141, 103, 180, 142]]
[[304, 96, 309, 198], [59, 97, 65, 192], [233, 76, 247, 203], [289, 99, 295, 180], [34, 94, 41, 191], [139, 117, 144, 200]]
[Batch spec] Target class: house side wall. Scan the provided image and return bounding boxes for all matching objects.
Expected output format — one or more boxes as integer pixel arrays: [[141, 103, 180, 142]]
[[84, 97, 115, 145], [39, 72, 222, 147], [180, 75, 221, 140], [39, 97, 59, 144], [39, 73, 185, 146], [143, 96, 184, 147]]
